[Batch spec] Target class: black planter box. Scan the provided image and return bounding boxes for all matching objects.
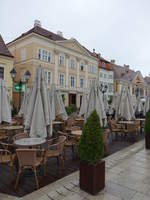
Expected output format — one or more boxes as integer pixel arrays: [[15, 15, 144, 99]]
[[145, 134, 150, 149], [79, 160, 105, 195]]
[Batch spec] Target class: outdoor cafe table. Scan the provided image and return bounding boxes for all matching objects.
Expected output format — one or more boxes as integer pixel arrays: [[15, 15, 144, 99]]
[[14, 137, 46, 148], [118, 121, 135, 129], [118, 121, 135, 124], [0, 125, 24, 141]]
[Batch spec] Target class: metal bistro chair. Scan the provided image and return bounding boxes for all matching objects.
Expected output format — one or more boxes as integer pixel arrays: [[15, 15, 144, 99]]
[[44, 136, 66, 176], [15, 148, 45, 190]]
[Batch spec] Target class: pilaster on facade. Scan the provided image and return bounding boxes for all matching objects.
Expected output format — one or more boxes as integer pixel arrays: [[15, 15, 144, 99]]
[[76, 57, 80, 89], [54, 49, 59, 85], [84, 60, 88, 89], [65, 54, 70, 89]]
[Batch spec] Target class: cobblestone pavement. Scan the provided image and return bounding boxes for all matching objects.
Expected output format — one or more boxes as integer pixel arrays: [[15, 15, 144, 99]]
[[2, 140, 150, 200]]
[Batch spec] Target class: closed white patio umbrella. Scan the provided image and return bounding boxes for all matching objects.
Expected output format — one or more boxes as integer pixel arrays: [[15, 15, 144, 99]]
[[85, 81, 107, 126], [111, 92, 120, 112], [79, 90, 88, 117], [18, 88, 31, 119], [0, 79, 12, 123], [49, 84, 68, 121], [135, 96, 144, 114], [117, 87, 135, 121], [25, 66, 52, 138]]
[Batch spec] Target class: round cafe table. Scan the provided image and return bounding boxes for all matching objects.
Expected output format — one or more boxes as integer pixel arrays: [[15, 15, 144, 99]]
[[14, 137, 46, 148], [118, 121, 135, 130], [118, 121, 135, 124]]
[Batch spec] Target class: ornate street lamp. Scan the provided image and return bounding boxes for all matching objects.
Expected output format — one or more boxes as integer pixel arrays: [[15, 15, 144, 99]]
[[10, 68, 17, 80], [10, 68, 31, 109]]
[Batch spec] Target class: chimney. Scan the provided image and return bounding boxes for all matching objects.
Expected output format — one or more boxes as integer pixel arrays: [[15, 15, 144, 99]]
[[57, 31, 63, 37], [111, 59, 115, 64], [34, 20, 41, 27], [124, 64, 130, 73], [98, 53, 101, 58]]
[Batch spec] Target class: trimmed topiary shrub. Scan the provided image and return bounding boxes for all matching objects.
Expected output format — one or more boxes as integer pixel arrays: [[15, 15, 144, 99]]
[[78, 109, 104, 164], [145, 109, 150, 135]]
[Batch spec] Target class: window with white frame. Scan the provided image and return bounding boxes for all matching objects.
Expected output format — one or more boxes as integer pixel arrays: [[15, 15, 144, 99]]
[[80, 78, 84, 88], [38, 49, 51, 63], [59, 55, 65, 66], [109, 74, 113, 79], [99, 72, 103, 78], [42, 50, 47, 61], [44, 70, 51, 84], [89, 65, 95, 74], [70, 59, 75, 69], [21, 48, 26, 61], [108, 84, 113, 93], [104, 74, 107, 78], [70, 76, 75, 87], [59, 74, 64, 86], [89, 79, 95, 88]]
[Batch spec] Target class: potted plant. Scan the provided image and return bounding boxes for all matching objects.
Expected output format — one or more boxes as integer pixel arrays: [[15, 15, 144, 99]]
[[145, 109, 150, 149], [78, 109, 105, 195]]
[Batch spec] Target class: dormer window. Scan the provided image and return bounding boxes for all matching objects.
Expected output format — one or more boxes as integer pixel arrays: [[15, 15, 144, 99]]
[[102, 62, 105, 67]]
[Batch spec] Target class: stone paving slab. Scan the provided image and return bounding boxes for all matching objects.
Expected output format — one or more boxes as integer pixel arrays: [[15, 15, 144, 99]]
[[2, 140, 150, 200]]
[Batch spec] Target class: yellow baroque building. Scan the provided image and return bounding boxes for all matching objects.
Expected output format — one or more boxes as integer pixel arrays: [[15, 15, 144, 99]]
[[7, 20, 98, 108], [0, 34, 14, 99]]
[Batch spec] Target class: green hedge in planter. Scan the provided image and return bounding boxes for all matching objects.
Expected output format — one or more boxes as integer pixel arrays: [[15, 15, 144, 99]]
[[65, 104, 77, 116], [78, 109, 104, 164], [145, 109, 150, 135]]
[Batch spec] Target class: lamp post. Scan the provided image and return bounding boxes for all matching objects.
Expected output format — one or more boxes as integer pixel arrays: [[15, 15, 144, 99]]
[[99, 83, 108, 128], [99, 83, 108, 102], [10, 68, 31, 110]]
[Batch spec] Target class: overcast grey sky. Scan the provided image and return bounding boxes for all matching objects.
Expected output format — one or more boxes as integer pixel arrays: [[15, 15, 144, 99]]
[[1, 0, 150, 76]]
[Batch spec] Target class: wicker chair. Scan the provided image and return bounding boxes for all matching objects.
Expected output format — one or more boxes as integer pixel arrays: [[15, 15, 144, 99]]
[[124, 123, 138, 142], [0, 129, 8, 141], [58, 131, 79, 160], [44, 136, 66, 175], [109, 119, 125, 140], [0, 142, 16, 182], [13, 132, 29, 141], [15, 149, 45, 190]]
